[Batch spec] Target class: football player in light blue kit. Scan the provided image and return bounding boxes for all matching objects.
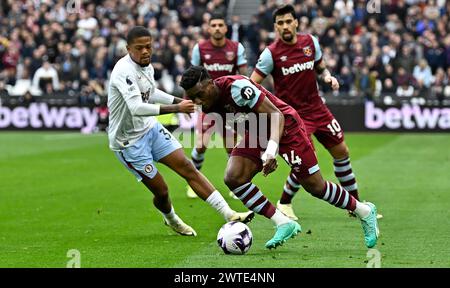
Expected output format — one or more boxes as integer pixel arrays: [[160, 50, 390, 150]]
[[107, 27, 254, 236]]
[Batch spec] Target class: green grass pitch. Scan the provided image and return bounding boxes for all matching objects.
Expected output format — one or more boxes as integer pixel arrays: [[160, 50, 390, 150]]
[[1, 131, 449, 267]]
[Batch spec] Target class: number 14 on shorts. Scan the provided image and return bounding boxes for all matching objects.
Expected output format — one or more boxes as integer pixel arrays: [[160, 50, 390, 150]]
[[282, 150, 302, 166]]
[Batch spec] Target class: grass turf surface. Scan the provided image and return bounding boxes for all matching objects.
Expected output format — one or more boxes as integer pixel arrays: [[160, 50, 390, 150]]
[[0, 132, 449, 267]]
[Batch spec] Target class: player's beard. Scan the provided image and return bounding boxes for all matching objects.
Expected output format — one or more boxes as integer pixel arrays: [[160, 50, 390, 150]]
[[139, 56, 151, 67], [213, 32, 224, 41], [281, 31, 294, 42]]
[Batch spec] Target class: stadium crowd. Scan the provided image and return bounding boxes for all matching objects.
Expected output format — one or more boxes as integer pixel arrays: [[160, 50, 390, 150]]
[[1, 0, 450, 104]]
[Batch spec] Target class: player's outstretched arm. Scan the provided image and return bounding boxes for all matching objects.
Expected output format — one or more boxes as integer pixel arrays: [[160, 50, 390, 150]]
[[160, 100, 195, 114], [150, 89, 177, 104], [151, 89, 198, 106], [255, 98, 285, 176], [129, 99, 195, 116], [172, 96, 187, 104], [133, 89, 195, 115]]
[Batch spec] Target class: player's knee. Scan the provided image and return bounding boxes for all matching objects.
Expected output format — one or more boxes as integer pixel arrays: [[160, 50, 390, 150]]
[[301, 176, 326, 197], [340, 145, 350, 158], [331, 143, 349, 159], [224, 171, 246, 190], [224, 175, 239, 190]]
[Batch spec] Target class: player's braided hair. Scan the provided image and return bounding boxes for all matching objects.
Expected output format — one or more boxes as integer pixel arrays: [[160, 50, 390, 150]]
[[179, 66, 211, 91]]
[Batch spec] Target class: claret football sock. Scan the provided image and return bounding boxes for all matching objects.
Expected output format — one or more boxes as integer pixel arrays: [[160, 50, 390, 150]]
[[232, 182, 277, 219], [280, 172, 301, 204], [333, 157, 359, 200], [316, 181, 357, 211]]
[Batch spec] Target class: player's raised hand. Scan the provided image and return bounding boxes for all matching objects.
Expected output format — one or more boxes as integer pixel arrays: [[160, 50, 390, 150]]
[[178, 100, 196, 113], [324, 75, 340, 91]]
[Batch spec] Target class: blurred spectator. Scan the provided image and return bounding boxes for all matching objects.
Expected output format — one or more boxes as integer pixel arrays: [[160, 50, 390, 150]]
[[413, 59, 434, 89], [444, 36, 450, 68], [32, 59, 60, 95], [0, 0, 449, 104], [227, 15, 245, 43], [2, 45, 19, 83], [95, 97, 109, 132], [76, 9, 98, 41], [355, 66, 371, 99], [337, 66, 353, 93], [396, 67, 415, 97], [178, 0, 195, 28], [431, 67, 446, 101], [18, 90, 35, 106], [425, 40, 446, 73], [245, 15, 261, 63], [206, 0, 226, 19], [394, 45, 416, 73], [6, 65, 32, 96]]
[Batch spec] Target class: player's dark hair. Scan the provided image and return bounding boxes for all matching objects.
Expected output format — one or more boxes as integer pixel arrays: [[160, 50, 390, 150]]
[[209, 13, 226, 23], [127, 26, 152, 44], [273, 4, 297, 23], [180, 66, 211, 91]]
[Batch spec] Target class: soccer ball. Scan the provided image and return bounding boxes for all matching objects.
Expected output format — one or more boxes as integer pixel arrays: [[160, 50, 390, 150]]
[[217, 221, 253, 255]]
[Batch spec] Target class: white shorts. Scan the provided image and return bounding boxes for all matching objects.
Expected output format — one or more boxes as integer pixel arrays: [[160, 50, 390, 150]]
[[114, 122, 182, 181]]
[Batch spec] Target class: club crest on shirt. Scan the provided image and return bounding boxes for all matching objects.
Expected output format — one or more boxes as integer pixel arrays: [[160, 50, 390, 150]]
[[226, 51, 235, 61], [141, 89, 150, 102], [126, 76, 133, 85], [303, 46, 312, 57], [280, 55, 288, 61], [204, 54, 211, 60], [144, 164, 153, 174]]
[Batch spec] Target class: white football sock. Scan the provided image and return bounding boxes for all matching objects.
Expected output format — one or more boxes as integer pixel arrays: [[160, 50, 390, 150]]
[[354, 201, 371, 218], [206, 190, 235, 220], [161, 206, 180, 225], [270, 209, 291, 226]]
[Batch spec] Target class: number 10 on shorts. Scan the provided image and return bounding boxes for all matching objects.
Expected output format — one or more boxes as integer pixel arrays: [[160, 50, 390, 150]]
[[327, 119, 342, 136]]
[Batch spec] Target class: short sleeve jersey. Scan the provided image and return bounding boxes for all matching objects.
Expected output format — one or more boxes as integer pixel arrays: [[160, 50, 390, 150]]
[[191, 39, 247, 80], [254, 33, 324, 114]]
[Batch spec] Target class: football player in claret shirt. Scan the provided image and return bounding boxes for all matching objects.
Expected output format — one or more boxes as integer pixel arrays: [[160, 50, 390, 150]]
[[251, 4, 383, 220], [186, 13, 248, 199], [180, 66, 379, 249], [107, 27, 254, 237]]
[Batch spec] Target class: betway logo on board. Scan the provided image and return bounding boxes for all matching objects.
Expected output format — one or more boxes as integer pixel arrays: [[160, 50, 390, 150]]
[[281, 60, 314, 75], [365, 102, 450, 130], [0, 103, 98, 130], [204, 63, 234, 72]]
